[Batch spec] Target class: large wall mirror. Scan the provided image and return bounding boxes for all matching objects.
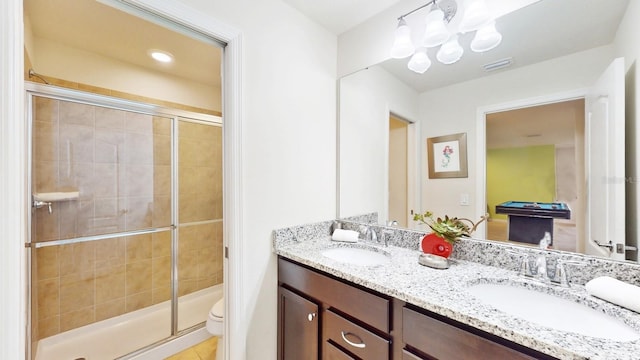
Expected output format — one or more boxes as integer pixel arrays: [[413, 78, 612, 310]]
[[338, 0, 639, 262]]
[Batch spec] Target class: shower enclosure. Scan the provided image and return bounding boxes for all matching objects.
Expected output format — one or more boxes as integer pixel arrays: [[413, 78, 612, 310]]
[[26, 84, 223, 360]]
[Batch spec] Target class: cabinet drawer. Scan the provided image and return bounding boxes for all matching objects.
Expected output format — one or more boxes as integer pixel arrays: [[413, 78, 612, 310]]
[[403, 307, 537, 360], [324, 341, 356, 360], [278, 257, 390, 332], [402, 349, 429, 360], [323, 309, 390, 360]]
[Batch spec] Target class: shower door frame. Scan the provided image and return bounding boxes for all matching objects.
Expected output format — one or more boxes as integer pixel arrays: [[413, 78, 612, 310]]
[[25, 83, 223, 359]]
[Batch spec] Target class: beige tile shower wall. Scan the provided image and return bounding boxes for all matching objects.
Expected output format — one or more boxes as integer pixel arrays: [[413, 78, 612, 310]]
[[35, 232, 172, 338], [35, 223, 223, 339], [32, 97, 172, 241], [178, 121, 223, 223], [178, 222, 224, 296]]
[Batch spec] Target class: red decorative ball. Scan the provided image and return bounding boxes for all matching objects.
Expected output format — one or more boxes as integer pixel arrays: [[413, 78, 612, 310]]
[[421, 233, 452, 258]]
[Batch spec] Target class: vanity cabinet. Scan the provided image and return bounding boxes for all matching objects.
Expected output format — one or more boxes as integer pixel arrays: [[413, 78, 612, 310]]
[[278, 256, 556, 360], [278, 257, 395, 359], [277, 286, 319, 359]]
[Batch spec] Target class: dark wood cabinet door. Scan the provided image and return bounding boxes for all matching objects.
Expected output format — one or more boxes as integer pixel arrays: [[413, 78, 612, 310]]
[[278, 286, 319, 360]]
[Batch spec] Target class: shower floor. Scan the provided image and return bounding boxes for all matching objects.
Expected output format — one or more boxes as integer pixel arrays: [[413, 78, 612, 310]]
[[35, 285, 222, 360]]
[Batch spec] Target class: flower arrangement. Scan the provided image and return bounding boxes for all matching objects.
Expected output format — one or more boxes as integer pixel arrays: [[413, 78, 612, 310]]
[[413, 211, 488, 244]]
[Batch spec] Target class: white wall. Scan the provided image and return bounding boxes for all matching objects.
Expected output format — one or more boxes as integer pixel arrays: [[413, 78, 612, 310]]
[[337, 0, 423, 77], [419, 45, 614, 221], [339, 65, 419, 222], [614, 0, 640, 261], [2, 1, 337, 360]]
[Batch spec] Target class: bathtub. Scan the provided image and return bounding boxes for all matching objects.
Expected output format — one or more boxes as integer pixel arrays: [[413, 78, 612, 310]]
[[35, 284, 223, 360]]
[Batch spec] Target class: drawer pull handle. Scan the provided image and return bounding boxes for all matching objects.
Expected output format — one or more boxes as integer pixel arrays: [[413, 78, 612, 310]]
[[307, 312, 316, 322], [341, 331, 366, 349]]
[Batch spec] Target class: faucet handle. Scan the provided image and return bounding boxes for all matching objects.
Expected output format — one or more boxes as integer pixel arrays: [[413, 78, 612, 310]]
[[382, 229, 394, 247], [553, 260, 585, 287], [506, 250, 531, 276]]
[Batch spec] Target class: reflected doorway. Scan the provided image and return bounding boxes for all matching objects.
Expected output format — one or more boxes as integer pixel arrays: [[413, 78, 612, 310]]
[[485, 99, 585, 252], [388, 113, 416, 228]]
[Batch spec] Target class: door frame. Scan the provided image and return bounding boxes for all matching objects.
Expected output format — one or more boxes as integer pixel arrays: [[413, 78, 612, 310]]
[[474, 89, 587, 242], [1, 1, 244, 359]]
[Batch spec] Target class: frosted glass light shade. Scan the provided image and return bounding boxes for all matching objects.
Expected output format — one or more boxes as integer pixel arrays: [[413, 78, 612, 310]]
[[390, 19, 415, 59], [459, 0, 492, 33], [470, 22, 502, 52], [423, 9, 450, 47], [436, 35, 464, 64], [408, 48, 432, 74]]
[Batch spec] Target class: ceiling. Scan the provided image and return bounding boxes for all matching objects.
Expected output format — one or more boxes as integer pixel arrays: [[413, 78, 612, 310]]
[[486, 100, 584, 149], [283, 0, 402, 34], [24, 0, 222, 88]]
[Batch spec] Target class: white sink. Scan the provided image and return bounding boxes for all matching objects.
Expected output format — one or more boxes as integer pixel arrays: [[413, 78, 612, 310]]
[[321, 247, 390, 266], [467, 283, 640, 341]]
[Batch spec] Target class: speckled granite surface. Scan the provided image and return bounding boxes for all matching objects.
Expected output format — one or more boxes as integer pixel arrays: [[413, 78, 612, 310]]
[[273, 220, 640, 360]]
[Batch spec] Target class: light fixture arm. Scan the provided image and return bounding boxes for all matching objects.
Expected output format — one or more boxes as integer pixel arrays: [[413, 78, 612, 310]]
[[397, 0, 437, 21], [397, 0, 457, 23]]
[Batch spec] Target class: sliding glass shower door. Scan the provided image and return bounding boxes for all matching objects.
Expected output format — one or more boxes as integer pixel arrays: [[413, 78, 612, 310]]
[[28, 88, 223, 360]]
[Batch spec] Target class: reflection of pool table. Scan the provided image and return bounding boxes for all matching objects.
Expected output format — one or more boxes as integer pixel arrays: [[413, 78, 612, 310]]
[[495, 201, 571, 245]]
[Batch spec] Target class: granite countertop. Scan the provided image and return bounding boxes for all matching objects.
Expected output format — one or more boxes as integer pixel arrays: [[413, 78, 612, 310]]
[[274, 236, 640, 360]]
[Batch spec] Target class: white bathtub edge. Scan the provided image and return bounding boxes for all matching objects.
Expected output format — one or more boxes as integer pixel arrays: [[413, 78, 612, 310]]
[[127, 328, 213, 360]]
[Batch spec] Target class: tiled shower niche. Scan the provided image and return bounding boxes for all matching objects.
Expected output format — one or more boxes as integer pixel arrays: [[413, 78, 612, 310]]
[[31, 95, 223, 341]]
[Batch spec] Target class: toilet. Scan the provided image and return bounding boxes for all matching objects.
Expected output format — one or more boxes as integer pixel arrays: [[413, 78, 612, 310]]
[[206, 298, 224, 359]]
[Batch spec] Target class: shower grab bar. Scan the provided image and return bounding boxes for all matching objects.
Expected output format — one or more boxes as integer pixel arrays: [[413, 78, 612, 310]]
[[26, 226, 175, 249]]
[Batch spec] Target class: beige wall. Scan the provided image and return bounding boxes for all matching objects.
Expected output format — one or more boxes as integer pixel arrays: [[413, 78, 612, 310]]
[[27, 37, 221, 114], [32, 96, 223, 340]]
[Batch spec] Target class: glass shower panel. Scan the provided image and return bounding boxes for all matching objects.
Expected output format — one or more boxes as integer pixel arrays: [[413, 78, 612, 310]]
[[177, 119, 223, 332], [30, 95, 174, 358], [31, 96, 172, 243], [32, 232, 173, 358]]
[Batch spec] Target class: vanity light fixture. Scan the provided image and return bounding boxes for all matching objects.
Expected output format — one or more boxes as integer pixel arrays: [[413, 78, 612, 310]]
[[149, 49, 174, 63], [391, 0, 503, 74]]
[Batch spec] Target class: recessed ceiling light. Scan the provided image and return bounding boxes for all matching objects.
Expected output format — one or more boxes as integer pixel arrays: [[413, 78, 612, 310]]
[[149, 50, 173, 63]]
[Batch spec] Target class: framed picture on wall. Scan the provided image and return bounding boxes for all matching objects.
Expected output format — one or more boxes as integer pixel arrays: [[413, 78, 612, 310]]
[[427, 133, 468, 179]]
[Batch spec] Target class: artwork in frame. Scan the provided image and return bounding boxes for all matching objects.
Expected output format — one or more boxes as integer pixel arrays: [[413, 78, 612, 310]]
[[427, 133, 468, 179]]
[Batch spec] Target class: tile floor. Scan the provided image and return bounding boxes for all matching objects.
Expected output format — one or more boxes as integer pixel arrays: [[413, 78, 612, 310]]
[[165, 336, 218, 360]]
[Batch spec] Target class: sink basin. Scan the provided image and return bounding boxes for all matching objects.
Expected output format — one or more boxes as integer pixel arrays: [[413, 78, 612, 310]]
[[321, 247, 390, 266], [467, 283, 640, 341]]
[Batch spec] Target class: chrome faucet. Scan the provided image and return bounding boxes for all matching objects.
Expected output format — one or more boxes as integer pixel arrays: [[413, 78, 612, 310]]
[[534, 254, 549, 283], [533, 232, 552, 282], [359, 225, 378, 242]]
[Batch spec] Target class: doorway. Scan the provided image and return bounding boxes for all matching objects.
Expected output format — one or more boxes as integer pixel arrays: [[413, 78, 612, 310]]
[[388, 113, 416, 228], [485, 99, 584, 252], [25, 1, 241, 358], [388, 115, 409, 227]]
